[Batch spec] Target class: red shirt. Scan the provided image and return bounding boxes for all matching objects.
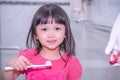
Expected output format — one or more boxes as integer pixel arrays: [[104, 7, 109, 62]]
[[18, 48, 82, 80]]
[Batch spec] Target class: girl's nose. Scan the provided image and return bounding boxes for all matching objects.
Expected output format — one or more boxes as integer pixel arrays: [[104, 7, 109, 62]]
[[47, 30, 55, 37]]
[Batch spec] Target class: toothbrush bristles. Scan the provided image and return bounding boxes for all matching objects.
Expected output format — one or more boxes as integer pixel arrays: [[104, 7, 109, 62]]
[[45, 61, 52, 66]]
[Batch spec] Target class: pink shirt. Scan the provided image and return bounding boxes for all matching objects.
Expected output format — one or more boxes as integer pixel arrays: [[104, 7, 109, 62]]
[[18, 48, 82, 80]]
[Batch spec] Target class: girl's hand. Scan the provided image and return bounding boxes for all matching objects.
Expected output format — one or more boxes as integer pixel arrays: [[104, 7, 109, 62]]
[[6, 56, 30, 71]]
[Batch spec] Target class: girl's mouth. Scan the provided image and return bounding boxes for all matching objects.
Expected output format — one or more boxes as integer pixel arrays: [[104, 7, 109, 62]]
[[47, 40, 57, 44]]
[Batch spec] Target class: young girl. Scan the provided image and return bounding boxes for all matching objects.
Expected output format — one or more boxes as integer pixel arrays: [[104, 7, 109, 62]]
[[2, 3, 82, 80]]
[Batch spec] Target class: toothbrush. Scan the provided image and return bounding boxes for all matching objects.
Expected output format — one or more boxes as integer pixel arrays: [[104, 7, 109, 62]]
[[5, 61, 52, 71]]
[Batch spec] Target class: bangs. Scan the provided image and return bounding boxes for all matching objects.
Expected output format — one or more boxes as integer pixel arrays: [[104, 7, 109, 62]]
[[35, 11, 66, 25]]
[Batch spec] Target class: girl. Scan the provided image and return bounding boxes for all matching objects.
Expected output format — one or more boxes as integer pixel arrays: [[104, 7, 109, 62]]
[[2, 3, 82, 80]]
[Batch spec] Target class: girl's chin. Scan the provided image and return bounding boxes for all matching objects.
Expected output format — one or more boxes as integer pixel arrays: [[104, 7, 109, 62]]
[[45, 46, 59, 50]]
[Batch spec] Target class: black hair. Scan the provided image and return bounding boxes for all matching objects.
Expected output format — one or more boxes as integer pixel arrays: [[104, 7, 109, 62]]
[[26, 3, 75, 65]]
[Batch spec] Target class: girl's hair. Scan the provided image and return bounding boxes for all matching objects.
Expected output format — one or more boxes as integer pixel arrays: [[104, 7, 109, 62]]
[[26, 3, 75, 64]]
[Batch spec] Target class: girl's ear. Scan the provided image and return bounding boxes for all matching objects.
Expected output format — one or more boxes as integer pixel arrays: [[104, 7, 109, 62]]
[[34, 34, 39, 40]]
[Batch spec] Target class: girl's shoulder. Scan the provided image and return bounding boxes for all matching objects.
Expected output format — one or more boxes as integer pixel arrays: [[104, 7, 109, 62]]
[[64, 54, 82, 67], [64, 53, 80, 64], [69, 55, 81, 64], [18, 48, 36, 60], [67, 55, 82, 79]]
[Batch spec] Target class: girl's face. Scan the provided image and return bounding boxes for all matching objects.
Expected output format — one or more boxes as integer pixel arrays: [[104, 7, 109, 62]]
[[35, 19, 65, 50]]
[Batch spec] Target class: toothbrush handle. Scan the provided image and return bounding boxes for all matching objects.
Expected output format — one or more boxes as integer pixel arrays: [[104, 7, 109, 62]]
[[4, 66, 31, 71], [5, 67, 14, 70], [4, 61, 52, 71], [4, 65, 39, 71]]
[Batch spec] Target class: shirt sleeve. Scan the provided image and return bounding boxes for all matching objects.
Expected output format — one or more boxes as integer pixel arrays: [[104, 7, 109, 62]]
[[68, 56, 82, 80], [18, 48, 35, 60]]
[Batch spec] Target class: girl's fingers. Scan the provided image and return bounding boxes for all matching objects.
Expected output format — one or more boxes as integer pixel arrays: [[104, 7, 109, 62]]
[[15, 64, 23, 71], [23, 57, 30, 65], [14, 62, 26, 71], [18, 56, 30, 65], [19, 60, 28, 70], [16, 56, 30, 70], [8, 56, 30, 71]]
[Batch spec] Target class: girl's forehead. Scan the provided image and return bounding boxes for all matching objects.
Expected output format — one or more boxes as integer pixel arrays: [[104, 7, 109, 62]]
[[40, 16, 60, 25]]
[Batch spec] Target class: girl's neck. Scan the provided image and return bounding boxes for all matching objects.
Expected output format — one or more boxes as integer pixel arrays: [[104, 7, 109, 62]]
[[40, 47, 64, 60]]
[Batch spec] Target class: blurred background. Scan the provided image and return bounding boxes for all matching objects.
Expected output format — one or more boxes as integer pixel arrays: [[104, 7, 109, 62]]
[[0, 0, 120, 80]]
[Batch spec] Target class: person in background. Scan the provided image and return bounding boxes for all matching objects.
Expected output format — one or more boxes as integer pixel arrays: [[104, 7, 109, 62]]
[[70, 0, 86, 22], [2, 3, 82, 80], [105, 13, 120, 66]]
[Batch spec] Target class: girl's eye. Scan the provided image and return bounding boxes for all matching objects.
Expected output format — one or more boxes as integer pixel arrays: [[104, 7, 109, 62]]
[[41, 28, 47, 31], [55, 27, 61, 30]]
